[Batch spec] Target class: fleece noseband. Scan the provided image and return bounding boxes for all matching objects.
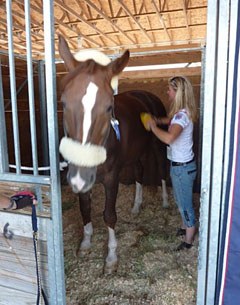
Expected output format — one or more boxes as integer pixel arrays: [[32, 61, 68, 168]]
[[59, 137, 106, 167]]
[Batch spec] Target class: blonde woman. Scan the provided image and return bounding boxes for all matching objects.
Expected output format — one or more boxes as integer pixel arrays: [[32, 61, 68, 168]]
[[147, 76, 198, 250]]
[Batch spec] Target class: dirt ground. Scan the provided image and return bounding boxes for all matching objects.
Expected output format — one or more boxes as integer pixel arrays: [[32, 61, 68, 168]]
[[62, 183, 199, 305]]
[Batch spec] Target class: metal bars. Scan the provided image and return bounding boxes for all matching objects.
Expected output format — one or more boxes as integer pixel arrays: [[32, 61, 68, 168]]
[[24, 0, 39, 176], [5, 0, 21, 174], [43, 1, 66, 304], [0, 0, 66, 304], [0, 61, 9, 173], [197, 0, 237, 304]]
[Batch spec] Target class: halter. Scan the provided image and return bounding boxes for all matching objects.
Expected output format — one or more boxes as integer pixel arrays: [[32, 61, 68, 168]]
[[111, 106, 120, 141], [111, 118, 120, 141], [60, 49, 121, 167]]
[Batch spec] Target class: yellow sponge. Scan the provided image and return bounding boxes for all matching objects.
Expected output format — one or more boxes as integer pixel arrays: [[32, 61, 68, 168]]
[[140, 112, 152, 131]]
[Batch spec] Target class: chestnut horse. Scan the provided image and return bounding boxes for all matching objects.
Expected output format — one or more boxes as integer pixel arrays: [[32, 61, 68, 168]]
[[58, 35, 168, 274]]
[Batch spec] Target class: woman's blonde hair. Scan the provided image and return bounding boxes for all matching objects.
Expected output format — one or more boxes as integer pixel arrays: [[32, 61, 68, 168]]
[[168, 76, 198, 122]]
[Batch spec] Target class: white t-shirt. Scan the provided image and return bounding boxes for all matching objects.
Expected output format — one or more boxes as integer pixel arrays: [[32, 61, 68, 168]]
[[167, 109, 194, 162]]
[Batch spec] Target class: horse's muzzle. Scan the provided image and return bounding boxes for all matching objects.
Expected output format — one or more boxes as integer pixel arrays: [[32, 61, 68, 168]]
[[67, 164, 97, 193]]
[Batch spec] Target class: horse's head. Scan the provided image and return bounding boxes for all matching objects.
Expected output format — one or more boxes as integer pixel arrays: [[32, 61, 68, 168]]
[[58, 35, 129, 193]]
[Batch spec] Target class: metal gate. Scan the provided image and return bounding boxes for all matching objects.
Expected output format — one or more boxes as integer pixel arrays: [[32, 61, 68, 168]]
[[0, 1, 65, 304], [197, 1, 240, 305]]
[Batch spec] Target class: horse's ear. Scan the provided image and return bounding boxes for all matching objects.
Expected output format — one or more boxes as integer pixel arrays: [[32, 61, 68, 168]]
[[58, 34, 78, 71], [108, 50, 130, 76]]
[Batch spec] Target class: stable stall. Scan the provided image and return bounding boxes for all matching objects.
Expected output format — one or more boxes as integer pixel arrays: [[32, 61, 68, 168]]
[[0, 1, 239, 305]]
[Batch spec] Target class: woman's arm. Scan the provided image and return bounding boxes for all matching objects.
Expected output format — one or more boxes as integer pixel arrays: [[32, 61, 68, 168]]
[[148, 119, 183, 145], [154, 116, 171, 126]]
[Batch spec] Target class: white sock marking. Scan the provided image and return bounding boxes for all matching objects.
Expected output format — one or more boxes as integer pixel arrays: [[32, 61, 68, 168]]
[[106, 227, 117, 264], [80, 222, 93, 250], [132, 181, 143, 214], [160, 179, 169, 208]]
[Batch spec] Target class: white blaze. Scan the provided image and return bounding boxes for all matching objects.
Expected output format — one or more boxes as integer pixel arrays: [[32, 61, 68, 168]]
[[82, 82, 98, 144]]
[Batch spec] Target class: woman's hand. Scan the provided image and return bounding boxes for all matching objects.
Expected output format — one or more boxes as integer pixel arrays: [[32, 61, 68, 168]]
[[152, 116, 160, 125], [146, 117, 157, 131]]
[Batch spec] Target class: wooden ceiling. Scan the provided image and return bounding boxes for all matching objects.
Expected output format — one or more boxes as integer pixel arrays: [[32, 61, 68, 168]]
[[0, 0, 207, 79], [0, 0, 207, 55]]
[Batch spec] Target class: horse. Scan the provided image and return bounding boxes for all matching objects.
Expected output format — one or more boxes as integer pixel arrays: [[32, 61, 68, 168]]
[[58, 35, 169, 274]]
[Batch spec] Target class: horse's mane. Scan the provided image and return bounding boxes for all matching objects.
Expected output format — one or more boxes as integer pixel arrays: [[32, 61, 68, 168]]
[[61, 49, 118, 91], [61, 60, 99, 90], [74, 49, 112, 66]]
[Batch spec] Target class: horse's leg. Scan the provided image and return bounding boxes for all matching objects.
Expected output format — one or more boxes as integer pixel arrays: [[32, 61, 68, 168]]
[[77, 191, 93, 256], [102, 178, 119, 274], [158, 178, 169, 208], [132, 161, 143, 215], [132, 181, 143, 214], [152, 140, 169, 208]]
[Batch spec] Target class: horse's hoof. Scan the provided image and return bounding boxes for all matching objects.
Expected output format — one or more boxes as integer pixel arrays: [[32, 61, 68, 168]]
[[103, 261, 118, 275], [162, 198, 169, 209], [131, 207, 140, 215], [162, 203, 169, 209], [75, 245, 90, 258]]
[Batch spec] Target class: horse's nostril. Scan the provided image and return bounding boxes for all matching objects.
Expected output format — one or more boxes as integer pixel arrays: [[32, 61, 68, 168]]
[[90, 173, 95, 184]]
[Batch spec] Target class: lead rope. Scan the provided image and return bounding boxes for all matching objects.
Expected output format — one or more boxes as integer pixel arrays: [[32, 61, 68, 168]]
[[32, 204, 49, 305]]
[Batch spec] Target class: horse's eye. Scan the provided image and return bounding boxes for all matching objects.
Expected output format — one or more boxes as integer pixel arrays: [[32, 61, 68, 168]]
[[106, 105, 113, 113]]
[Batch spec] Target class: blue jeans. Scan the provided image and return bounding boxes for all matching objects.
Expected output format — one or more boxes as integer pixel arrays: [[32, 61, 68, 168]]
[[170, 160, 197, 227]]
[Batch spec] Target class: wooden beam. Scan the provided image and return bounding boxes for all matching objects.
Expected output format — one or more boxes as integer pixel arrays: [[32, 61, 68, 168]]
[[82, 5, 207, 24], [182, 0, 191, 40], [0, 0, 207, 58], [55, 0, 119, 46], [119, 66, 201, 79], [117, 0, 154, 43], [15, 0, 100, 48], [83, 0, 136, 45], [73, 0, 90, 19], [55, 50, 201, 74], [107, 0, 114, 17], [151, 0, 171, 41], [0, 12, 43, 41], [128, 51, 201, 66]]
